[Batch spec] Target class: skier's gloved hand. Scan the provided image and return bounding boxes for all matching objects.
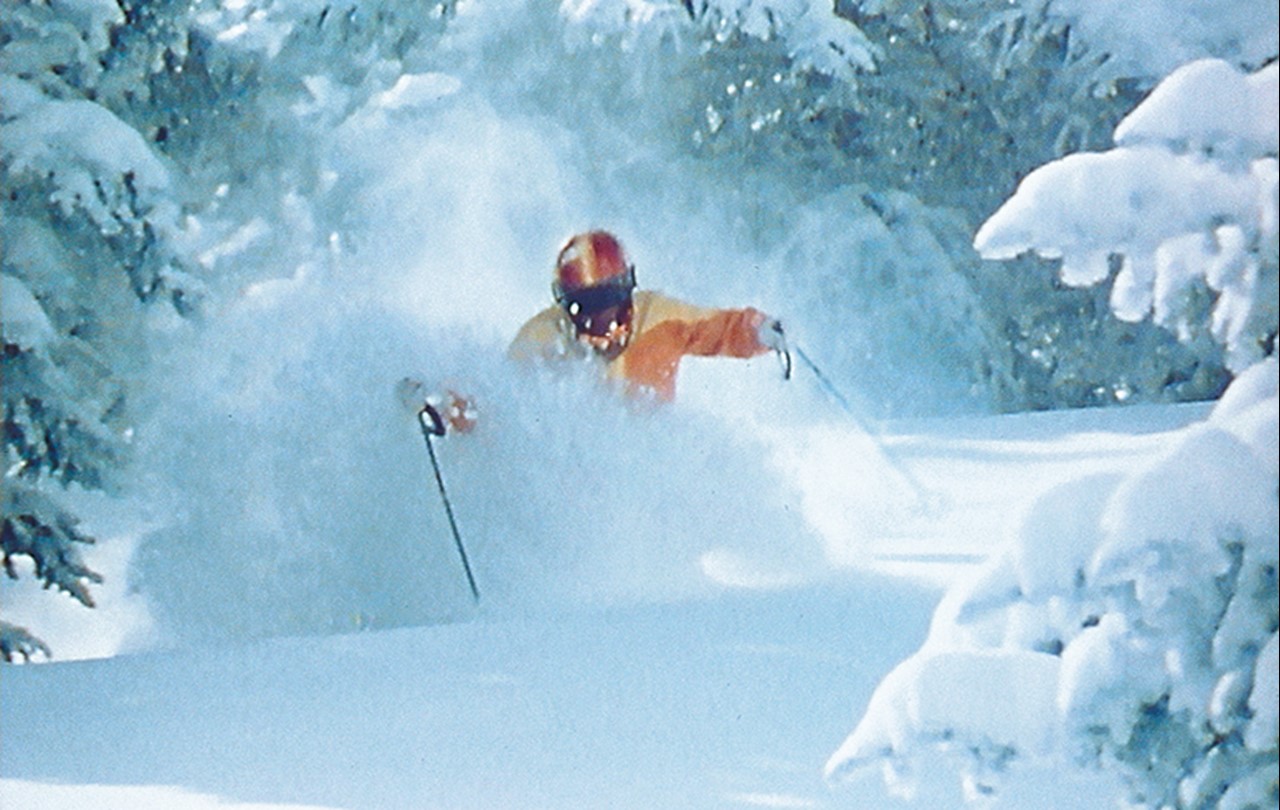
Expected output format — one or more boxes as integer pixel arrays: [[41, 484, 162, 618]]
[[423, 390, 477, 436], [756, 316, 787, 354], [755, 315, 792, 380], [398, 378, 477, 436]]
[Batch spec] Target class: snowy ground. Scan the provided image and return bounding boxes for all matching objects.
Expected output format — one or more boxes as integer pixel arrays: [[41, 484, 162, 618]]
[[1, 397, 1210, 810]]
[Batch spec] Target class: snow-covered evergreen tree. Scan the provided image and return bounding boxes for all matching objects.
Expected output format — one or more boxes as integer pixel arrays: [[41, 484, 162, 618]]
[[1, 0, 199, 659], [826, 359, 1278, 808], [829, 48, 1279, 809]]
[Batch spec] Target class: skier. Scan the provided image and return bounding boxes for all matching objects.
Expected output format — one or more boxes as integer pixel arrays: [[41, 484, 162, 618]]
[[416, 229, 787, 433], [401, 230, 789, 603]]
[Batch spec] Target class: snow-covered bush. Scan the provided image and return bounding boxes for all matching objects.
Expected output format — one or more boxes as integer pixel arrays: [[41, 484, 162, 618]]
[[827, 358, 1279, 807], [976, 58, 1279, 376]]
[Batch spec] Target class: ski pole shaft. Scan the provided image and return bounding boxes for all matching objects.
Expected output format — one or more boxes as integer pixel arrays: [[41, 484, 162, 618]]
[[793, 345, 854, 415], [417, 409, 481, 603], [791, 345, 935, 506]]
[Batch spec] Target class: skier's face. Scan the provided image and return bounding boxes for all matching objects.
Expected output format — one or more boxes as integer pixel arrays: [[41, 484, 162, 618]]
[[572, 300, 632, 360], [557, 271, 635, 361]]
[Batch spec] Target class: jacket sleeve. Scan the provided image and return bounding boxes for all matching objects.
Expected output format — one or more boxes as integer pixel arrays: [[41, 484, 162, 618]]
[[619, 300, 769, 401]]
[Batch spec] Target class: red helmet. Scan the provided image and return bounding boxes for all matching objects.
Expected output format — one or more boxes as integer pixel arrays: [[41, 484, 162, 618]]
[[552, 231, 636, 340], [553, 230, 632, 292]]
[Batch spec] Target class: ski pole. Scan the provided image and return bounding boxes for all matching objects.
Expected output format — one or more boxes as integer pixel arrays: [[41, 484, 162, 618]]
[[791, 344, 940, 512], [417, 404, 481, 603]]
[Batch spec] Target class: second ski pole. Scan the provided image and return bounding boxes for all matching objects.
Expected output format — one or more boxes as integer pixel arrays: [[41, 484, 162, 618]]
[[417, 403, 481, 603]]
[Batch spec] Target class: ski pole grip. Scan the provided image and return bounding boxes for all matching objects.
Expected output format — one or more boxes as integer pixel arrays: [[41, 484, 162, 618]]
[[420, 403, 448, 437]]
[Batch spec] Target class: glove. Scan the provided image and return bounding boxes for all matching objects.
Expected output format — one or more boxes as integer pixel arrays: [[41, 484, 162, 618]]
[[398, 378, 477, 436], [755, 316, 792, 380], [423, 390, 477, 436], [757, 316, 787, 353]]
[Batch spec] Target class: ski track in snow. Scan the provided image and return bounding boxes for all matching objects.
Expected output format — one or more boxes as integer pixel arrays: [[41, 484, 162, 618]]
[[852, 403, 1213, 584]]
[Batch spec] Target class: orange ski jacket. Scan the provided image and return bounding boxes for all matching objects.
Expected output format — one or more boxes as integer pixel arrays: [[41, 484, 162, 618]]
[[508, 290, 771, 402]]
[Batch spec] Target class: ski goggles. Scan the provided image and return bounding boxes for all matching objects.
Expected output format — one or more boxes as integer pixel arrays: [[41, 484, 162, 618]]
[[553, 268, 636, 337]]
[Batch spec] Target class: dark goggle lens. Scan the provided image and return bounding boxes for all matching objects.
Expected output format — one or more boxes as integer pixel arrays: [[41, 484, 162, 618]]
[[570, 302, 632, 337], [555, 269, 635, 335]]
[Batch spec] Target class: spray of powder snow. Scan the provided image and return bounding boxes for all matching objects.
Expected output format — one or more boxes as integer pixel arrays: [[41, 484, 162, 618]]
[[133, 273, 840, 642], [128, 4, 961, 645], [130, 95, 860, 639]]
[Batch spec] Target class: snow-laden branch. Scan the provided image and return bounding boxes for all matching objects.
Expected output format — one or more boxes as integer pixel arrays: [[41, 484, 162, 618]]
[[1041, 0, 1277, 89], [974, 59, 1279, 372], [560, 0, 878, 81], [1113, 60, 1278, 157], [0, 76, 175, 237]]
